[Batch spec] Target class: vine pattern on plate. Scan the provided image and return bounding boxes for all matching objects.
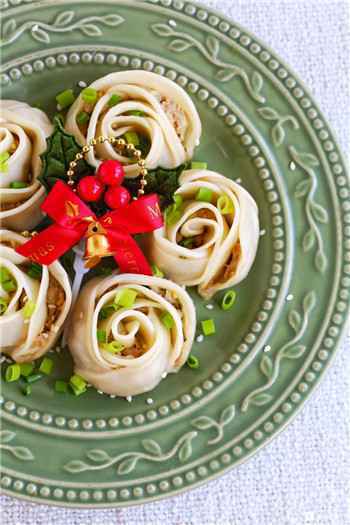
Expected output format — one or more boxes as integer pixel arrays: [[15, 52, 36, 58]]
[[257, 107, 299, 147], [0, 430, 34, 461], [64, 404, 235, 474], [289, 146, 329, 272], [241, 291, 316, 412], [151, 23, 265, 103], [0, 10, 124, 47]]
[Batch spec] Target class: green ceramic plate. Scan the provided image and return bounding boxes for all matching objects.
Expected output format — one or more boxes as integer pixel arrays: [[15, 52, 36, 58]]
[[1, 0, 349, 509]]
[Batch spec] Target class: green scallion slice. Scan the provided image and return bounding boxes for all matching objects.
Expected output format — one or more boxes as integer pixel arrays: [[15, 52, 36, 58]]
[[115, 288, 137, 308], [81, 87, 98, 104], [70, 374, 86, 391], [20, 362, 34, 377], [187, 355, 200, 369], [124, 131, 140, 146], [22, 300, 36, 319], [0, 266, 12, 283], [161, 312, 174, 329], [55, 380, 68, 393], [97, 329, 107, 343], [179, 237, 194, 248], [0, 162, 9, 173], [0, 152, 10, 163], [191, 161, 207, 170], [98, 304, 117, 320], [5, 364, 21, 382], [196, 187, 213, 203], [10, 181, 28, 189], [25, 373, 44, 384], [70, 383, 87, 396], [165, 204, 181, 226], [56, 89, 75, 109], [39, 357, 54, 375], [107, 93, 123, 107], [173, 194, 183, 210], [201, 318, 216, 336], [217, 195, 234, 215], [152, 264, 164, 278], [221, 290, 236, 311], [76, 111, 90, 125], [2, 279, 16, 293], [27, 263, 42, 280], [22, 384, 32, 396], [127, 110, 145, 117], [0, 297, 8, 315], [101, 341, 124, 354]]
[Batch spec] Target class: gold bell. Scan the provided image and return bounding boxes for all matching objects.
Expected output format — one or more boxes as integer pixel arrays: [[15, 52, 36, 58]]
[[84, 221, 114, 269]]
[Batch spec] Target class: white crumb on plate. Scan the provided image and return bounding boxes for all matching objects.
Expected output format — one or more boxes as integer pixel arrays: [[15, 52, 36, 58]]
[[146, 398, 154, 405], [0, 356, 6, 364], [260, 229, 266, 236], [196, 334, 204, 343], [97, 390, 104, 395], [286, 294, 294, 301], [168, 19, 177, 27], [289, 161, 296, 171], [78, 80, 87, 88], [161, 372, 167, 379], [126, 395, 133, 402], [109, 394, 116, 399], [264, 345, 271, 352], [205, 304, 214, 310], [235, 178, 242, 183]]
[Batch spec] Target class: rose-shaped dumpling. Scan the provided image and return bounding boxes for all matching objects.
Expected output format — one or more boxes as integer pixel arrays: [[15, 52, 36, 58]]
[[67, 274, 196, 396], [0, 230, 72, 362], [0, 100, 53, 231], [65, 70, 201, 177], [145, 169, 259, 299]]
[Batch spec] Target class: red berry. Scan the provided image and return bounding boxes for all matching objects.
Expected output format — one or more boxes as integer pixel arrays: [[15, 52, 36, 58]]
[[104, 186, 131, 210], [97, 160, 125, 187], [77, 176, 104, 202]]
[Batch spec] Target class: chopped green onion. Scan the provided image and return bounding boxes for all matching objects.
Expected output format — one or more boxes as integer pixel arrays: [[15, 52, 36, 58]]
[[2, 279, 16, 292], [20, 362, 34, 377], [22, 384, 32, 396], [161, 312, 174, 329], [107, 93, 123, 107], [179, 237, 194, 248], [187, 354, 200, 369], [127, 110, 145, 117], [124, 131, 140, 146], [191, 161, 207, 170], [27, 263, 42, 280], [97, 329, 107, 343], [56, 89, 75, 109], [5, 364, 21, 382], [221, 290, 236, 310], [39, 357, 54, 375], [0, 297, 8, 315], [217, 195, 234, 215], [70, 383, 87, 396], [0, 266, 11, 283], [99, 304, 117, 320], [81, 87, 98, 104], [10, 181, 28, 189], [22, 300, 36, 319], [152, 264, 164, 278], [0, 152, 10, 163], [101, 341, 124, 354], [25, 373, 43, 384], [196, 187, 213, 203], [76, 111, 90, 125], [201, 318, 216, 336], [0, 162, 8, 173], [115, 288, 137, 308], [173, 194, 183, 210], [55, 380, 68, 393], [69, 374, 87, 395], [165, 204, 181, 226]]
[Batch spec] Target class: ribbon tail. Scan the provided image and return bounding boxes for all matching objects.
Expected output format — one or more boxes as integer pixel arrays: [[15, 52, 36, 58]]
[[107, 229, 152, 275], [16, 224, 83, 265]]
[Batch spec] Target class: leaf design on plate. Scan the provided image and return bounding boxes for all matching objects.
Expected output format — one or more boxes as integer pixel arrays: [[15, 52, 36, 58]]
[[2, 19, 16, 38], [272, 124, 285, 147], [80, 24, 102, 37], [302, 229, 316, 252], [257, 106, 279, 120], [168, 39, 192, 52], [191, 416, 214, 430], [282, 344, 306, 359], [311, 202, 329, 224], [219, 405, 235, 426], [141, 439, 162, 456], [295, 179, 311, 198], [260, 355, 274, 379], [102, 14, 124, 26], [117, 456, 138, 475], [251, 72, 263, 96], [54, 10, 74, 26], [178, 439, 192, 463], [11, 446, 34, 461], [250, 393, 273, 407], [303, 290, 316, 314], [215, 69, 235, 82], [64, 460, 89, 473], [86, 449, 111, 463], [151, 23, 174, 37], [288, 309, 302, 332], [0, 430, 16, 443], [315, 251, 327, 273], [31, 26, 50, 44], [206, 35, 220, 57]]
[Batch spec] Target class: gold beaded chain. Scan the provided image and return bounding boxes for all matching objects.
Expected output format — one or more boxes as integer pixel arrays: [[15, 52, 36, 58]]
[[66, 135, 147, 197]]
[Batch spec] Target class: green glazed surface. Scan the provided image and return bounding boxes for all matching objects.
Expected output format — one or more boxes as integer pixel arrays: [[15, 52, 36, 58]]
[[1, 0, 349, 508]]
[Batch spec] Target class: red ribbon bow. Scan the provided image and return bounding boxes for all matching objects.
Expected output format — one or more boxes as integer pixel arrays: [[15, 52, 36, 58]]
[[16, 180, 163, 275]]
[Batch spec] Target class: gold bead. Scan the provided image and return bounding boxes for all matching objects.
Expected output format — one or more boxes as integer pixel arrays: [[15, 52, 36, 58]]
[[97, 136, 105, 144], [140, 168, 148, 177], [117, 138, 125, 146], [126, 143, 134, 152], [76, 153, 83, 160], [67, 180, 75, 186], [134, 150, 142, 159], [138, 159, 146, 167], [69, 161, 77, 168], [90, 138, 97, 146], [138, 189, 145, 195], [108, 136, 116, 144], [21, 230, 30, 237], [141, 180, 147, 186], [67, 170, 74, 177], [82, 145, 90, 153]]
